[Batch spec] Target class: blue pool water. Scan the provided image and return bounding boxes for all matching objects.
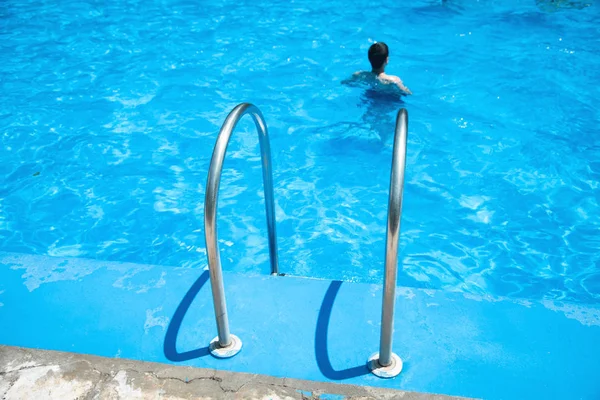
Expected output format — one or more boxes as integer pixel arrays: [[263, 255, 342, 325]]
[[1, 0, 599, 304]]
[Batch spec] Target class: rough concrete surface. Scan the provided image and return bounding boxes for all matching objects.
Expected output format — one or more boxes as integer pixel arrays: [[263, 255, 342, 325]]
[[0, 346, 469, 400]]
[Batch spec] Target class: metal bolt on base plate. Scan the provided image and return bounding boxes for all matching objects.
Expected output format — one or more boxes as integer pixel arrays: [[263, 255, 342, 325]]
[[209, 334, 242, 358], [368, 352, 403, 378]]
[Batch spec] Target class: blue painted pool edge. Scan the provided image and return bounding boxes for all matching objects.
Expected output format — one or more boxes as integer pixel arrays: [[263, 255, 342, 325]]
[[0, 252, 599, 400]]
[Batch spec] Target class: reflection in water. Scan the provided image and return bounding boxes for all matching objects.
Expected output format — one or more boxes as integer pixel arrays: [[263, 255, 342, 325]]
[[326, 81, 406, 156], [359, 88, 405, 144], [340, 73, 407, 145]]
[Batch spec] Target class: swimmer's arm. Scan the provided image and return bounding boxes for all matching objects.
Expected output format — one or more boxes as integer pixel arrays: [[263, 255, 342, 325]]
[[394, 77, 412, 95]]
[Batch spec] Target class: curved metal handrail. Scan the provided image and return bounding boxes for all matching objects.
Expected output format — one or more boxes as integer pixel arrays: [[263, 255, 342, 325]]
[[369, 108, 408, 378], [204, 103, 279, 357]]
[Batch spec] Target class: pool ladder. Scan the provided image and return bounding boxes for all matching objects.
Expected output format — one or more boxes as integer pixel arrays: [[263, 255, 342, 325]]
[[203, 103, 408, 378]]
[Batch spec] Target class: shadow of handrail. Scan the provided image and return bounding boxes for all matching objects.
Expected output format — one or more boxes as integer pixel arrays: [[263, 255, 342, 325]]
[[164, 271, 211, 361], [315, 280, 370, 380]]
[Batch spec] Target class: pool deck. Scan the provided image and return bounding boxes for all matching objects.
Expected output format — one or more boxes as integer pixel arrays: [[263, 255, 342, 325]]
[[0, 252, 599, 399]]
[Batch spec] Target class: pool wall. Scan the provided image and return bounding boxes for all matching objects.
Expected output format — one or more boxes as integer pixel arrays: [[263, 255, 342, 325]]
[[0, 252, 599, 399]]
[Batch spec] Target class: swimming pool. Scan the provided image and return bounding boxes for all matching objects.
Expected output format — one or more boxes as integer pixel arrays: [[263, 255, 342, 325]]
[[1, 0, 599, 304]]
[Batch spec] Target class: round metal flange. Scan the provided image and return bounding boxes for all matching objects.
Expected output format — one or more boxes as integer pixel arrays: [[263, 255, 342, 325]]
[[368, 352, 403, 378], [209, 334, 242, 358]]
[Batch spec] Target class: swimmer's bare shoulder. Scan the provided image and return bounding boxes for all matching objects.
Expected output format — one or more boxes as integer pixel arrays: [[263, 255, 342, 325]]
[[378, 73, 412, 95], [343, 70, 412, 95]]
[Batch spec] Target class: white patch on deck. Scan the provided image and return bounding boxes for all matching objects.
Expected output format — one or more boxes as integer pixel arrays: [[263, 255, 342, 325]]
[[5, 253, 102, 292], [542, 301, 600, 327], [517, 299, 533, 308], [0, 378, 11, 398], [135, 271, 166, 294], [3, 360, 40, 374], [144, 307, 169, 333], [368, 284, 380, 297], [397, 287, 416, 300], [4, 365, 94, 400], [112, 268, 166, 293], [113, 370, 144, 398]]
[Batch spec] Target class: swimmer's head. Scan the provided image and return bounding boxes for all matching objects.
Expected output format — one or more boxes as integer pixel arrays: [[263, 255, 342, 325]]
[[368, 42, 389, 70]]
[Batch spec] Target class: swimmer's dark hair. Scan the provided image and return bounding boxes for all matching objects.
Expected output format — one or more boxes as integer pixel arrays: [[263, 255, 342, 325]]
[[368, 42, 389, 70]]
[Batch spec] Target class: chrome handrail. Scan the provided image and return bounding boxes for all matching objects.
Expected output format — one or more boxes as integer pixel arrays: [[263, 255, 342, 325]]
[[368, 108, 408, 378], [204, 103, 279, 358]]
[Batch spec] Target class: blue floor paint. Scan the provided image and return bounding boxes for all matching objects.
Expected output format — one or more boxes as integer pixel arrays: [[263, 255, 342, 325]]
[[318, 394, 346, 400], [1, 252, 599, 399]]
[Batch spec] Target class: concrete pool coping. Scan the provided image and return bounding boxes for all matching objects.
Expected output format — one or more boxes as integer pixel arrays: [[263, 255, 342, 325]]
[[0, 345, 468, 399], [0, 252, 599, 399]]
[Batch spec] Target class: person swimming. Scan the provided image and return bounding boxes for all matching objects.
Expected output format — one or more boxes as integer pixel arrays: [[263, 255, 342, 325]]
[[343, 42, 412, 96]]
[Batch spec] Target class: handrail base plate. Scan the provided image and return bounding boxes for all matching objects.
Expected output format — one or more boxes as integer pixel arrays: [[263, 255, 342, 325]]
[[368, 352, 403, 378], [209, 334, 242, 358]]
